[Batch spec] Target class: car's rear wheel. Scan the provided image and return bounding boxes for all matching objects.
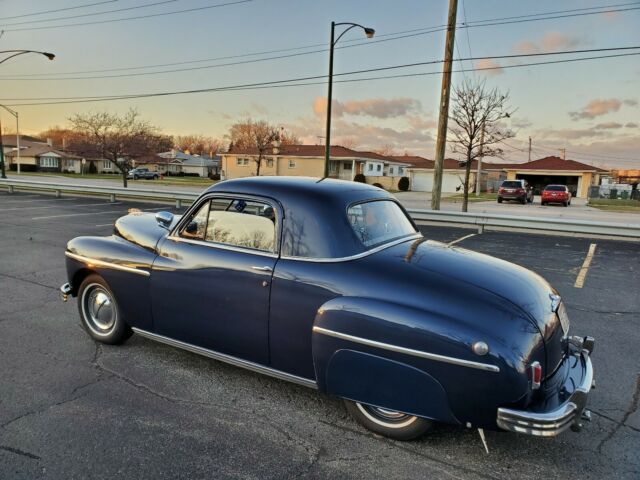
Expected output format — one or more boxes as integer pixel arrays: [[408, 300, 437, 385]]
[[541, 201, 547, 206], [563, 201, 568, 207], [343, 400, 433, 440], [78, 274, 132, 344], [497, 197, 503, 203]]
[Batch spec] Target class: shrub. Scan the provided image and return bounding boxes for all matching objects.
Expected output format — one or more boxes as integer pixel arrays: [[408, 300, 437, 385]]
[[353, 173, 366, 183], [398, 176, 410, 191], [372, 182, 384, 189]]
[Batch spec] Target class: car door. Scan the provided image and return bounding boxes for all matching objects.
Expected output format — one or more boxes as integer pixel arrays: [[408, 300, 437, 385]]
[[150, 194, 279, 365]]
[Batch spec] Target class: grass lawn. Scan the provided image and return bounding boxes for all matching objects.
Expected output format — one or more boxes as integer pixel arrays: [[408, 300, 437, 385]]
[[588, 198, 640, 213], [18, 172, 216, 187], [444, 192, 498, 203]]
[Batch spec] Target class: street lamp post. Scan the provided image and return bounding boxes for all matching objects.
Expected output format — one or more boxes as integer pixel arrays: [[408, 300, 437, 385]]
[[324, 22, 375, 178], [0, 105, 20, 177], [0, 50, 55, 65]]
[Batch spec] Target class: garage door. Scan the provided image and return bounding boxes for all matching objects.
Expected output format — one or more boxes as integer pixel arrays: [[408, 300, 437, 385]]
[[411, 171, 433, 192], [442, 173, 465, 193]]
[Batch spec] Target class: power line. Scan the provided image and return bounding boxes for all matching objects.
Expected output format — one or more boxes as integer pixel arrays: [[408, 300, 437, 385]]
[[504, 139, 638, 162], [0, 0, 118, 22], [1, 2, 637, 76], [1, 0, 253, 32], [0, 0, 180, 27], [1, 43, 638, 82], [3, 50, 638, 107]]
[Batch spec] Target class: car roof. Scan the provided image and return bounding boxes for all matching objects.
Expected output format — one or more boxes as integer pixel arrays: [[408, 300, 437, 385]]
[[206, 176, 400, 258]]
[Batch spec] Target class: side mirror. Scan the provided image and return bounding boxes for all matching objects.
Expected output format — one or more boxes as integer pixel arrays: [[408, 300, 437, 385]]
[[155, 211, 174, 229]]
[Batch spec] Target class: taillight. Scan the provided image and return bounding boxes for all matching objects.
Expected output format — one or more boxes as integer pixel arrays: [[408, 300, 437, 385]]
[[499, 187, 505, 193], [530, 361, 542, 389], [516, 188, 524, 193]]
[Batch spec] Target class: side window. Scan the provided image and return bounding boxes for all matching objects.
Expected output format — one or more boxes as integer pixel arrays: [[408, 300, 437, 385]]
[[179, 197, 276, 252]]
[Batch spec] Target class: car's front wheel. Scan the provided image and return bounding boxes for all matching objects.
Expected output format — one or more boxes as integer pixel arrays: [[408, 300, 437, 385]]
[[77, 274, 132, 344], [343, 400, 433, 440]]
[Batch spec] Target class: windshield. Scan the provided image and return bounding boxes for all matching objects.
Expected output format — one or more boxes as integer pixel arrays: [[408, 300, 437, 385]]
[[501, 181, 522, 188], [545, 185, 566, 191], [347, 200, 417, 249]]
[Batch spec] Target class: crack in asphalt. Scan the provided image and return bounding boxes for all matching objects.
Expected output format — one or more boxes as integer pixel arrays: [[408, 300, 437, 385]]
[[0, 272, 57, 291], [597, 374, 640, 452], [590, 409, 640, 433], [317, 420, 496, 480], [0, 445, 41, 460]]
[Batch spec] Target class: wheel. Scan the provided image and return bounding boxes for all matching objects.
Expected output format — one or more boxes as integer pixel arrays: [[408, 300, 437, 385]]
[[520, 197, 526, 205], [541, 201, 546, 206], [568, 200, 571, 206], [77, 274, 132, 344], [563, 201, 568, 207], [343, 400, 433, 440], [497, 197, 503, 203], [133, 175, 139, 180]]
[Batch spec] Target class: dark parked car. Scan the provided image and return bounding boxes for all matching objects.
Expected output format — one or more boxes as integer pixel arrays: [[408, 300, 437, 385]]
[[127, 168, 159, 180], [542, 184, 572, 207], [60, 177, 594, 440], [497, 179, 534, 204]]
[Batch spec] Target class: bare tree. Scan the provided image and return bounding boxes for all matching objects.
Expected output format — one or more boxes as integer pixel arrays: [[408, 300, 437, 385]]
[[338, 137, 359, 150], [69, 109, 172, 187], [227, 119, 298, 176], [373, 144, 397, 157], [173, 134, 221, 156], [449, 79, 515, 212]]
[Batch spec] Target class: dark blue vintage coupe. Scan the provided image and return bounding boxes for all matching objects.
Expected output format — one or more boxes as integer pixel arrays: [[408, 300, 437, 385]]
[[61, 177, 594, 440]]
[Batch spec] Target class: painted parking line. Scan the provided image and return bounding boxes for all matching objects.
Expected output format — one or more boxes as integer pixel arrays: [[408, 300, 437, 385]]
[[0, 198, 76, 205], [574, 243, 597, 288], [0, 201, 121, 212], [447, 233, 477, 246]]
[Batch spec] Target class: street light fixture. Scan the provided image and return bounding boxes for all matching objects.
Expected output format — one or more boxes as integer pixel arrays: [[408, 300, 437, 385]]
[[0, 50, 55, 65], [324, 22, 375, 178], [0, 49, 55, 178]]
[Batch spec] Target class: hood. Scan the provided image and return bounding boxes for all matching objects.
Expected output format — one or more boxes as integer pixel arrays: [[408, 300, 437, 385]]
[[114, 212, 179, 251]]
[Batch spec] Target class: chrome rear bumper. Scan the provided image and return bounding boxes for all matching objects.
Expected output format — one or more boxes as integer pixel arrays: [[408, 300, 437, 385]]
[[497, 349, 594, 437], [60, 282, 72, 302]]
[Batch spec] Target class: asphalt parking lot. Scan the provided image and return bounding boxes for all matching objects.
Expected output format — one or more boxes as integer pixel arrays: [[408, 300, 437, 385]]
[[0, 191, 638, 479]]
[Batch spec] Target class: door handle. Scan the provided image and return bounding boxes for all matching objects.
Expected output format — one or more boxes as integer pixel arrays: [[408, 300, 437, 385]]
[[251, 266, 273, 272]]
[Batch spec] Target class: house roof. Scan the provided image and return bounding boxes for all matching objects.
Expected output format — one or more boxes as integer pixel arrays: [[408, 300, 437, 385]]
[[498, 156, 608, 172], [157, 150, 220, 166], [5, 143, 81, 159], [1, 134, 46, 147], [226, 144, 408, 164]]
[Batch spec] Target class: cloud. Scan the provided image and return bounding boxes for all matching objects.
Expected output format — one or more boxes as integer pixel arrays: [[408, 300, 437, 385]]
[[569, 98, 637, 120], [626, 122, 639, 128], [595, 122, 623, 129], [313, 97, 421, 119], [514, 32, 583, 54], [475, 58, 503, 76], [510, 117, 533, 129]]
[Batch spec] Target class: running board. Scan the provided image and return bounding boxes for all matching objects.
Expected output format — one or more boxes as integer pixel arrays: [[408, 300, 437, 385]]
[[131, 328, 318, 390]]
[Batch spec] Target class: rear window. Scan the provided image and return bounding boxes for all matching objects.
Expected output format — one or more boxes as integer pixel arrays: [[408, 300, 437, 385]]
[[544, 185, 566, 191], [347, 200, 417, 249], [501, 181, 522, 188]]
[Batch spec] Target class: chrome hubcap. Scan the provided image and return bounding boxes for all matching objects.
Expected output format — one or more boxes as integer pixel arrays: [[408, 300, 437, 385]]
[[356, 402, 418, 428], [82, 284, 116, 335]]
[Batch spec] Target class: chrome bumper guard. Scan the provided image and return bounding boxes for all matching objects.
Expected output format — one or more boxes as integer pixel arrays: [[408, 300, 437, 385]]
[[60, 283, 72, 302], [496, 347, 594, 437]]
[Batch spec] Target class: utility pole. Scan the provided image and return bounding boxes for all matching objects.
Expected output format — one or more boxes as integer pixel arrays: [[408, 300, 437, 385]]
[[431, 0, 458, 210], [0, 115, 5, 179], [528, 136, 532, 162], [475, 125, 485, 195]]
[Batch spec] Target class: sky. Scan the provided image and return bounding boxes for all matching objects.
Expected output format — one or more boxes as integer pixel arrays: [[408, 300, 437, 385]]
[[0, 0, 638, 168]]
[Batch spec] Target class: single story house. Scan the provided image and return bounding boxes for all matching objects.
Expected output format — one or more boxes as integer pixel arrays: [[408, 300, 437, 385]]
[[137, 150, 220, 177], [220, 144, 411, 189]]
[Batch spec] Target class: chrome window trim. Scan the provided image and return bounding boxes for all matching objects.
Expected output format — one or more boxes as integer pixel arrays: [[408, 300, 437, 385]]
[[169, 192, 281, 257], [281, 234, 422, 263], [131, 328, 317, 389], [65, 251, 151, 277], [312, 326, 500, 373]]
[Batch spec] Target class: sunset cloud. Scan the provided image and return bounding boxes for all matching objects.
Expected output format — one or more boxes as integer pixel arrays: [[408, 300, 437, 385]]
[[313, 97, 421, 119], [514, 32, 583, 54], [569, 98, 637, 120], [594, 122, 623, 129], [475, 58, 503, 76]]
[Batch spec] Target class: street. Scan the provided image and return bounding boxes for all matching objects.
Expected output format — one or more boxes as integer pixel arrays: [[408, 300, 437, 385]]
[[0, 191, 638, 479]]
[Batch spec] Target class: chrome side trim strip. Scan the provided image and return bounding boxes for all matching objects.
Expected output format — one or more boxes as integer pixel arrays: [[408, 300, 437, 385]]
[[312, 326, 500, 373], [65, 251, 150, 277], [280, 234, 423, 263], [131, 328, 318, 389]]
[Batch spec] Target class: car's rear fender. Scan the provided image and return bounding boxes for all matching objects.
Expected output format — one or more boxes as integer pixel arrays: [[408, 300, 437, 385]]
[[311, 296, 517, 426]]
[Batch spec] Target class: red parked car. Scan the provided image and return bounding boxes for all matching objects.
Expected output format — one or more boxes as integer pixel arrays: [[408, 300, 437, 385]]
[[541, 185, 572, 206]]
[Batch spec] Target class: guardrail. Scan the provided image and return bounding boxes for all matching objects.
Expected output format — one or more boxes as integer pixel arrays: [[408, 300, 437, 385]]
[[1, 178, 638, 239], [0, 178, 199, 208]]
